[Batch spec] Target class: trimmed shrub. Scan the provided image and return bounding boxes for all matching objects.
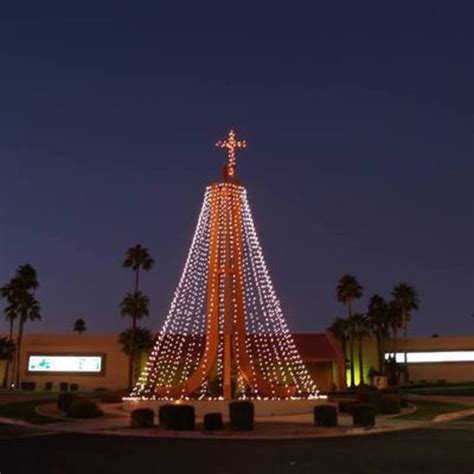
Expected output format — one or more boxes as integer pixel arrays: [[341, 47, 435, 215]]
[[159, 404, 195, 431], [67, 398, 104, 419], [70, 383, 79, 392], [356, 390, 380, 414], [44, 382, 53, 391], [356, 384, 378, 394], [338, 400, 358, 414], [380, 387, 400, 395], [57, 393, 78, 412], [313, 405, 338, 427], [380, 394, 401, 415], [60, 382, 69, 392], [131, 408, 154, 428], [229, 401, 254, 431], [21, 381, 36, 391], [203, 412, 224, 431], [400, 397, 410, 408], [353, 403, 376, 427]]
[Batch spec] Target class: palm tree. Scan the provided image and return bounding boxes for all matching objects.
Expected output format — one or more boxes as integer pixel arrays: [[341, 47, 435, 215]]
[[118, 327, 155, 382], [351, 313, 369, 385], [387, 299, 403, 355], [73, 318, 87, 335], [367, 294, 390, 372], [122, 245, 155, 294], [0, 337, 16, 389], [327, 317, 350, 386], [0, 284, 18, 388], [120, 291, 150, 388], [336, 274, 363, 318], [392, 282, 419, 381], [0, 264, 40, 387], [122, 245, 154, 389], [346, 316, 358, 387]]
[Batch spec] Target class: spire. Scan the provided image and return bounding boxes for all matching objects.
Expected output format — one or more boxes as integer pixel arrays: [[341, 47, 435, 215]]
[[215, 129, 247, 180]]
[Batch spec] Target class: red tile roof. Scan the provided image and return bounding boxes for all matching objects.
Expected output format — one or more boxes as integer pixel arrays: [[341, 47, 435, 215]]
[[292, 333, 340, 361]]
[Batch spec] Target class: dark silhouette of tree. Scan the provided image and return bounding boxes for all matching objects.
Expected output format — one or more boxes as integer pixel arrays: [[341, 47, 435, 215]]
[[367, 294, 390, 372], [336, 274, 363, 318], [120, 291, 150, 387], [392, 282, 419, 381], [122, 245, 154, 389], [118, 327, 154, 384], [73, 318, 87, 335], [0, 337, 15, 389], [0, 264, 41, 387], [327, 317, 350, 386]]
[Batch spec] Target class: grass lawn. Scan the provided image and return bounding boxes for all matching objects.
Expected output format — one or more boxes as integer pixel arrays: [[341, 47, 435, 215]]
[[0, 399, 59, 424], [395, 399, 468, 421]]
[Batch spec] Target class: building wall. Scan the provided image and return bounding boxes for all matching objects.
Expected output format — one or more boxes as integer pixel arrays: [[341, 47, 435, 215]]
[[0, 333, 128, 391], [397, 336, 474, 383], [1, 333, 472, 391], [339, 335, 474, 385]]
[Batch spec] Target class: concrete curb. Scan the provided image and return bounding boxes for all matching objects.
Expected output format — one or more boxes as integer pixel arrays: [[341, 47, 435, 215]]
[[433, 408, 474, 423], [0, 413, 426, 440]]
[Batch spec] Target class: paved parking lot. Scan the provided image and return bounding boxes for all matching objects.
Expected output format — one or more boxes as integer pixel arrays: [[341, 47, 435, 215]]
[[0, 422, 472, 474]]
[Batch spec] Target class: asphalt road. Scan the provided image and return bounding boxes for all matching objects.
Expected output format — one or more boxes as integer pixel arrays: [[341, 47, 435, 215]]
[[0, 424, 472, 474]]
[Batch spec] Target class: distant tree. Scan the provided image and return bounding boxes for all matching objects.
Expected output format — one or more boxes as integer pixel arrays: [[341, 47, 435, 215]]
[[0, 337, 16, 389], [73, 318, 87, 335], [327, 317, 350, 386], [351, 313, 370, 385], [367, 294, 390, 372], [120, 291, 150, 388], [118, 327, 154, 383], [122, 245, 155, 294], [122, 245, 154, 390], [0, 283, 19, 388], [392, 282, 419, 381], [346, 316, 357, 387], [336, 274, 363, 318], [0, 264, 41, 387]]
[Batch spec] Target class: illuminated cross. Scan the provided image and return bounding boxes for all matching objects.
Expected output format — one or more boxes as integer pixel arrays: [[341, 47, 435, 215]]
[[215, 129, 247, 179]]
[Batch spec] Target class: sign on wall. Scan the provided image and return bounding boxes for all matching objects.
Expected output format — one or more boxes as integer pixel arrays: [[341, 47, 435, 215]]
[[27, 355, 103, 373]]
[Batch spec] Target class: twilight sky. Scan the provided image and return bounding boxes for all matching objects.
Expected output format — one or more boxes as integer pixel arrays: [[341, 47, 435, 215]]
[[0, 2, 472, 337]]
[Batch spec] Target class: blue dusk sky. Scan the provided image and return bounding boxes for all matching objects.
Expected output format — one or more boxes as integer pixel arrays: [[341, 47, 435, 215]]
[[0, 2, 472, 336]]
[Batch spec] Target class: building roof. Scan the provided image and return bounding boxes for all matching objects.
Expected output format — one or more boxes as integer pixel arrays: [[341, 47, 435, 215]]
[[292, 333, 340, 362]]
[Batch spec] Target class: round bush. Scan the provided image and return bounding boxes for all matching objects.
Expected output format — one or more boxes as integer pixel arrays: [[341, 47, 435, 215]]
[[131, 408, 154, 428], [203, 412, 224, 431], [338, 400, 358, 414], [379, 394, 401, 415], [352, 403, 376, 427], [159, 404, 195, 431], [356, 390, 380, 414], [67, 398, 104, 419], [229, 401, 254, 431], [314, 405, 338, 427], [57, 393, 78, 413]]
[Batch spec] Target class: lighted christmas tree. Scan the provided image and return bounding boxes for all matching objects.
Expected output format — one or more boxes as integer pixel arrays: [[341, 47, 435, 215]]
[[130, 130, 317, 400]]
